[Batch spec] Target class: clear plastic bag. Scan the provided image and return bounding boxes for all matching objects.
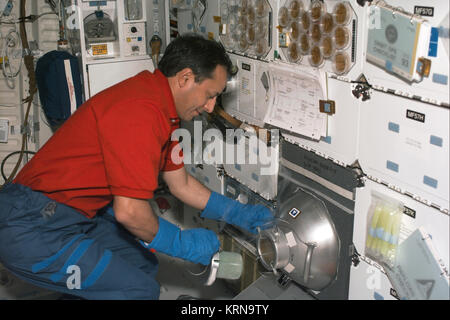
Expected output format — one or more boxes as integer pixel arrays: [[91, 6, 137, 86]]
[[365, 191, 403, 268]]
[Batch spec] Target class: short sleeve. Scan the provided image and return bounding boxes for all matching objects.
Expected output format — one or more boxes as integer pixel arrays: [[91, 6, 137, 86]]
[[161, 138, 185, 171]]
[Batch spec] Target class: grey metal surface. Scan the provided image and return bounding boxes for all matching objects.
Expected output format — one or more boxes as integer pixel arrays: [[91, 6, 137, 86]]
[[258, 185, 341, 291], [233, 273, 315, 300]]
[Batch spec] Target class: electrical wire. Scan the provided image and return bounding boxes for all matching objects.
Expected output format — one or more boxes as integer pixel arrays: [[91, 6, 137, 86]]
[[0, 12, 57, 24], [2, 29, 22, 81], [0, 0, 37, 190], [1, 150, 36, 182], [192, 0, 207, 33], [46, 0, 58, 14]]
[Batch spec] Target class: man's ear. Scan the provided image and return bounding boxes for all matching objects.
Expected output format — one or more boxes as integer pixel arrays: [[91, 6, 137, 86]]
[[177, 68, 195, 88]]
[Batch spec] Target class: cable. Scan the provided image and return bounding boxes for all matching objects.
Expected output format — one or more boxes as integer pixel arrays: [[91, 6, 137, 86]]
[[46, 0, 58, 14], [0, 12, 57, 24], [0, 0, 37, 190], [1, 151, 36, 182], [192, 0, 207, 33], [2, 29, 22, 80]]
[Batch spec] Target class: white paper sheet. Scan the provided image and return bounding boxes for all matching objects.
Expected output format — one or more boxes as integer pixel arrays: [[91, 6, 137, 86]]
[[263, 65, 327, 141]]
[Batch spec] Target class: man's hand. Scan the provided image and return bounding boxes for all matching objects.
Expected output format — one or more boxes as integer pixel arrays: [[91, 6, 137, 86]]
[[140, 217, 220, 265], [201, 192, 275, 234]]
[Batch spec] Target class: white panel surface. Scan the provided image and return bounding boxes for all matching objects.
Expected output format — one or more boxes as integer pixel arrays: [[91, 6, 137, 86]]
[[186, 163, 224, 194], [222, 54, 271, 127], [87, 58, 154, 97], [223, 138, 279, 200], [358, 90, 449, 211], [349, 260, 398, 300], [283, 77, 361, 166]]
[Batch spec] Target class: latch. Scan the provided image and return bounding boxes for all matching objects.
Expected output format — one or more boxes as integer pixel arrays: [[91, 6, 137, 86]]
[[348, 159, 366, 188], [350, 244, 361, 268], [352, 84, 371, 101], [352, 74, 371, 101]]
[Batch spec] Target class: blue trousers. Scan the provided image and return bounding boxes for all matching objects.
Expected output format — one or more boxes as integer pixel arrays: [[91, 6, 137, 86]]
[[0, 183, 160, 299]]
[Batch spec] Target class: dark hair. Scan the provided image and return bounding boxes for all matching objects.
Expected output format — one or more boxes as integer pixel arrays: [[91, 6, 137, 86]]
[[158, 33, 233, 82]]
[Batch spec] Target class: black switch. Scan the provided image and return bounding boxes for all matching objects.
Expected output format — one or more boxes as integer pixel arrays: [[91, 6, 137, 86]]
[[131, 26, 138, 33]]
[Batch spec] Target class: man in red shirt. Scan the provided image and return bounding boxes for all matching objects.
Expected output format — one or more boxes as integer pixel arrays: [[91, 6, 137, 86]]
[[0, 34, 273, 299]]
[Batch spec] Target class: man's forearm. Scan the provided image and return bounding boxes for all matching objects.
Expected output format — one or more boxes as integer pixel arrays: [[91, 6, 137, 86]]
[[171, 173, 211, 210], [113, 195, 159, 243], [162, 167, 213, 211]]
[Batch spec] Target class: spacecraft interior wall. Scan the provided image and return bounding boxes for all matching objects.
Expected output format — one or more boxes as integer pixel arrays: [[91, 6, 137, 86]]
[[362, 0, 449, 106], [357, 89, 449, 212]]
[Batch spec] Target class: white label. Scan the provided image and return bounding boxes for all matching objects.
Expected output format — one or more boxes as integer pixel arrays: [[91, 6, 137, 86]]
[[63, 59, 77, 114], [0, 119, 9, 143], [284, 263, 295, 273], [285, 231, 297, 247], [288, 207, 300, 218]]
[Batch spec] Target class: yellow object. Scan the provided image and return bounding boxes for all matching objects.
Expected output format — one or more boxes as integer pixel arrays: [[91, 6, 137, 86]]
[[379, 206, 395, 257], [366, 204, 383, 250], [92, 44, 108, 55], [366, 193, 403, 268]]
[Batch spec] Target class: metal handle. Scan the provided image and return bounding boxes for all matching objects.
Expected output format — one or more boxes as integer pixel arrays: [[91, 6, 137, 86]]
[[303, 242, 316, 285]]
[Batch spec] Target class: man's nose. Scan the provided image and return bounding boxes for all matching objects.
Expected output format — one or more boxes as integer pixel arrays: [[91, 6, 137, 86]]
[[203, 96, 217, 113]]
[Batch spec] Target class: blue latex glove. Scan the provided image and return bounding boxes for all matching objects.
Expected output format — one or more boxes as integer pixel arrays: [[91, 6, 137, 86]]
[[140, 217, 220, 265], [201, 192, 275, 234]]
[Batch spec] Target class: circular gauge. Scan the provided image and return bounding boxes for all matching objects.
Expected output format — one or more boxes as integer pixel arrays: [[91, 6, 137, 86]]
[[300, 11, 311, 31], [321, 36, 335, 59], [321, 13, 334, 34], [333, 2, 352, 26], [288, 0, 303, 20], [289, 21, 301, 41], [84, 12, 115, 39], [333, 51, 350, 74], [309, 45, 324, 67], [310, 0, 326, 22], [288, 42, 302, 63], [334, 25, 350, 49], [278, 6, 290, 28], [299, 32, 310, 54], [311, 23, 322, 43], [255, 0, 268, 17]]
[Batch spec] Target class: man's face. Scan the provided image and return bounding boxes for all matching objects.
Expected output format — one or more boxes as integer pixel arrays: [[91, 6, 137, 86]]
[[176, 65, 228, 121]]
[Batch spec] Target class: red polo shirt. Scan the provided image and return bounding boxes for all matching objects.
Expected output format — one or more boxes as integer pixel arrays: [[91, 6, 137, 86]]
[[14, 70, 184, 218]]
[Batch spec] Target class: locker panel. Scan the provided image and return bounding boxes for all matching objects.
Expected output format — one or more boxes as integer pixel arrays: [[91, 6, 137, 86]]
[[362, 0, 449, 105], [283, 77, 361, 166], [358, 90, 449, 211], [349, 260, 398, 300], [353, 179, 449, 275]]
